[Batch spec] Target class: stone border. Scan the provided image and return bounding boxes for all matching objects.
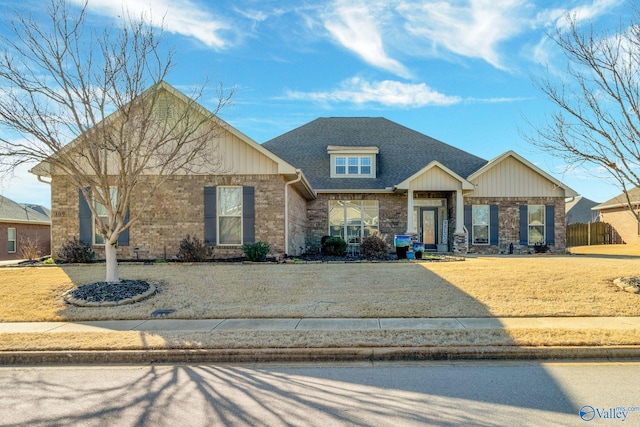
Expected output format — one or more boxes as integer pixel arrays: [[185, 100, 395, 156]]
[[64, 282, 157, 307], [613, 277, 640, 294]]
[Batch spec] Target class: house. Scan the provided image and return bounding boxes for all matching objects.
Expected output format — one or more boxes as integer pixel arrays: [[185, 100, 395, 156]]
[[593, 187, 640, 245], [0, 195, 51, 261], [33, 83, 577, 260], [264, 117, 577, 255], [566, 196, 600, 224]]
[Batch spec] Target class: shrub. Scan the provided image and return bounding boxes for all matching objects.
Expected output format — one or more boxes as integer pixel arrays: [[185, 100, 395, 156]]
[[243, 241, 271, 262], [360, 234, 390, 259], [321, 236, 347, 257], [19, 235, 42, 260], [57, 237, 95, 263], [176, 235, 208, 262]]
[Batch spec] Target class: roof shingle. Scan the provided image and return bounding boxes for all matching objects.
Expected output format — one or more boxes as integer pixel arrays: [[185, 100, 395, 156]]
[[262, 117, 487, 190]]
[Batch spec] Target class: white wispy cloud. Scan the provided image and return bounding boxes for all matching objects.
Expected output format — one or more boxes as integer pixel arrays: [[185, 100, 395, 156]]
[[284, 77, 460, 107], [323, 1, 411, 78], [539, 0, 623, 30], [69, 0, 231, 49], [397, 0, 532, 71]]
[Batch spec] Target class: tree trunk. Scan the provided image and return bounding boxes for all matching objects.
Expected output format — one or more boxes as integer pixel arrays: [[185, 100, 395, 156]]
[[105, 241, 120, 284]]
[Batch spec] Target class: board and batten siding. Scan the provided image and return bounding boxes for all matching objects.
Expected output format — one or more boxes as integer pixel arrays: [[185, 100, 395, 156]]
[[216, 132, 279, 175], [468, 156, 565, 198], [409, 166, 463, 191]]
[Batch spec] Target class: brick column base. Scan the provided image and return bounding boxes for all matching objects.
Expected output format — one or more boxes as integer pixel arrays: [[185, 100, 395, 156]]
[[453, 232, 468, 255]]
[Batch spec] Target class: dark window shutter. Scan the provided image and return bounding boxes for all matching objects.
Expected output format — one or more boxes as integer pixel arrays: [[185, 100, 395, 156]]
[[545, 204, 555, 245], [464, 205, 472, 244], [117, 210, 130, 246], [490, 205, 499, 245], [519, 205, 528, 245], [78, 188, 92, 246], [204, 186, 217, 245], [243, 186, 255, 244]]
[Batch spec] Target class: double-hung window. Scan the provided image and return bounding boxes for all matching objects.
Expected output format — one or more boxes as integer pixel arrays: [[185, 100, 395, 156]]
[[218, 186, 242, 245], [472, 205, 489, 245], [7, 228, 16, 253], [528, 205, 545, 245], [329, 200, 379, 244], [94, 188, 117, 246]]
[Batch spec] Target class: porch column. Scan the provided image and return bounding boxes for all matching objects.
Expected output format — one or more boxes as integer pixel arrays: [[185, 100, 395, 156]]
[[406, 189, 416, 234], [455, 189, 464, 233], [453, 189, 468, 254]]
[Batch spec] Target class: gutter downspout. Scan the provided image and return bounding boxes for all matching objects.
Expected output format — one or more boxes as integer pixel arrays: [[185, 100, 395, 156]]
[[284, 169, 303, 256], [37, 175, 52, 185]]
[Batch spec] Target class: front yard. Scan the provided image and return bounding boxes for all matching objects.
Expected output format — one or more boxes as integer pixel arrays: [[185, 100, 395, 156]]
[[1, 254, 639, 322]]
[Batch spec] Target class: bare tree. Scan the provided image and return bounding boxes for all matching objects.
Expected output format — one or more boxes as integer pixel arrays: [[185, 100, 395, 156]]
[[527, 9, 640, 222], [0, 0, 231, 283]]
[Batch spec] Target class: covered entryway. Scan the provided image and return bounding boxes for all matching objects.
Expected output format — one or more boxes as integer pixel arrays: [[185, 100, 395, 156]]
[[394, 161, 475, 254]]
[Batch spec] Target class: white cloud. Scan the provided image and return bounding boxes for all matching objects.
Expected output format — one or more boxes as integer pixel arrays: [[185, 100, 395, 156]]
[[285, 77, 460, 107], [540, 0, 623, 30], [397, 0, 532, 71], [69, 0, 231, 49], [323, 1, 411, 78], [0, 163, 51, 208]]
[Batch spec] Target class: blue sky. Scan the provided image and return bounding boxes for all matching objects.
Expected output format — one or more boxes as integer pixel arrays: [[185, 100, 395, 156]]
[[0, 0, 633, 207]]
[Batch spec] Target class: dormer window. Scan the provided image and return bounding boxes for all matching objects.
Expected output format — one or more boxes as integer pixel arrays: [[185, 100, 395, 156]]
[[328, 145, 378, 178]]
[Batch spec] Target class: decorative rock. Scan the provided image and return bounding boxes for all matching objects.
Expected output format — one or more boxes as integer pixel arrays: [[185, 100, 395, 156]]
[[64, 280, 157, 307], [614, 277, 640, 294]]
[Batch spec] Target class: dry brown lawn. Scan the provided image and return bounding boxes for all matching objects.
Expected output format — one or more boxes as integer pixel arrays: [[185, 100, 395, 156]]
[[1, 254, 639, 322], [1, 253, 640, 350]]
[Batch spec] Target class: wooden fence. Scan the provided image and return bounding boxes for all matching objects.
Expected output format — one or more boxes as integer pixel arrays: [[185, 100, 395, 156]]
[[566, 222, 624, 247]]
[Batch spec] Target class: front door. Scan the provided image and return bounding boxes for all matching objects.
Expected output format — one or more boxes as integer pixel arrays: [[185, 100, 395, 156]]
[[420, 208, 438, 251]]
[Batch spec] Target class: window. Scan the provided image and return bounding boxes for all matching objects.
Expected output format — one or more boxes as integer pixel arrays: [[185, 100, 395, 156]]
[[218, 186, 242, 245], [528, 205, 545, 245], [329, 200, 379, 244], [334, 156, 373, 176], [93, 188, 117, 246], [7, 228, 15, 253], [472, 205, 489, 245]]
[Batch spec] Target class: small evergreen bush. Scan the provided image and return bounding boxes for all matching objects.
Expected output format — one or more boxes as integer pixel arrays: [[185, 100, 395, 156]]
[[360, 234, 390, 259], [321, 236, 347, 257], [57, 237, 95, 263], [243, 241, 271, 261], [176, 235, 208, 262]]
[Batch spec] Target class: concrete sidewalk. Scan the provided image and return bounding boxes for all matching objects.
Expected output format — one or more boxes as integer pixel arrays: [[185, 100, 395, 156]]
[[1, 316, 640, 333], [2, 317, 640, 365]]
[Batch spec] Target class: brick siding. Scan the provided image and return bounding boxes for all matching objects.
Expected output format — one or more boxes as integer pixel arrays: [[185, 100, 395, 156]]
[[50, 174, 291, 260]]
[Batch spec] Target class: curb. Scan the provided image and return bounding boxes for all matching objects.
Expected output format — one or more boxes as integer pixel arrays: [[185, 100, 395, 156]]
[[2, 346, 640, 365]]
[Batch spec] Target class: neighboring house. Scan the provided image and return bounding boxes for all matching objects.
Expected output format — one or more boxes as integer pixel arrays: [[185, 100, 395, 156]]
[[593, 187, 640, 245], [0, 195, 51, 261], [32, 83, 577, 260], [566, 196, 600, 224]]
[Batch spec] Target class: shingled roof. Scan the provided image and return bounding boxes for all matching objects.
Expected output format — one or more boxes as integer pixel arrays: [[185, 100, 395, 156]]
[[0, 195, 50, 224], [262, 117, 487, 190]]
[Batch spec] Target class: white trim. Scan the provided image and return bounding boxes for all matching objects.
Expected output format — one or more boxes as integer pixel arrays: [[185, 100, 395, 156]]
[[327, 145, 379, 154]]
